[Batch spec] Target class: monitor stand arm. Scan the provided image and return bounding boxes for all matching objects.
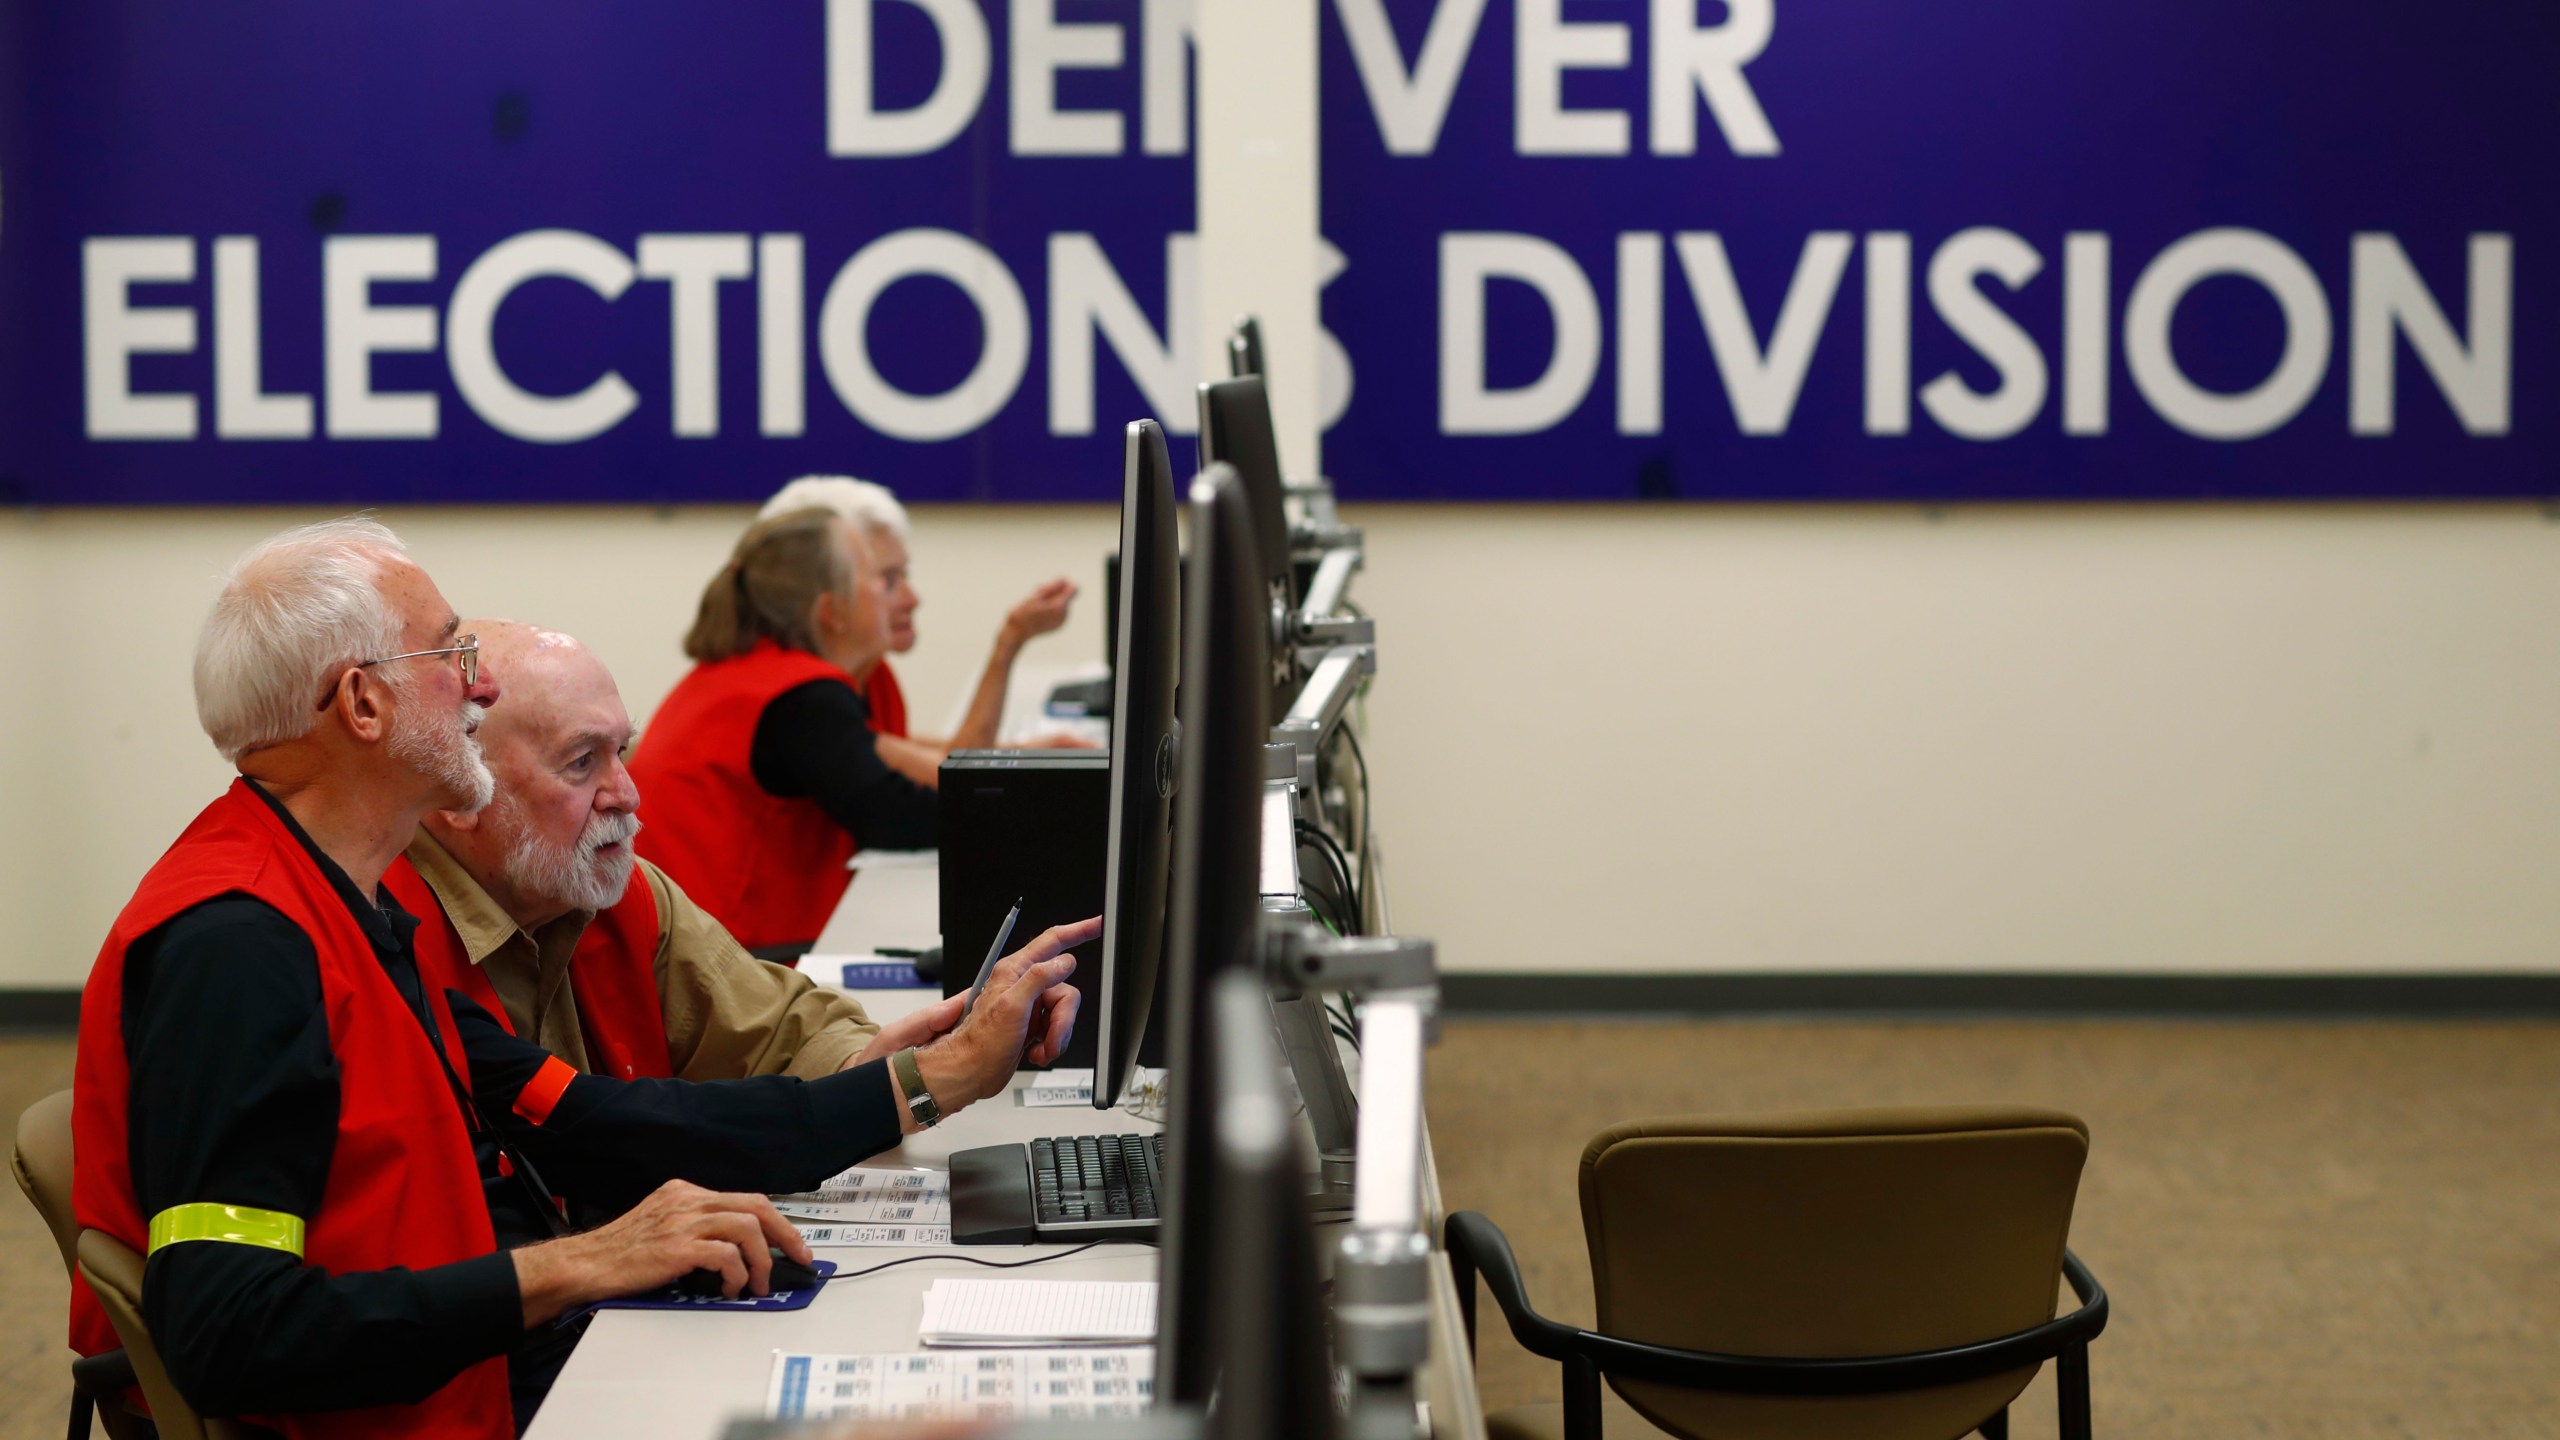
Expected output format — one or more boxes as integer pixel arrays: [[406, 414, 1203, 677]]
[[1264, 913, 1442, 1440], [1261, 913, 1440, 1211], [1292, 546, 1369, 645], [1273, 644, 1377, 838]]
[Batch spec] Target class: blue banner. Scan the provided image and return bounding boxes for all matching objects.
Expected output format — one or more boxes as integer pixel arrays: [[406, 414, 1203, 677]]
[[1, 1, 2551, 505], [1320, 0, 2556, 500]]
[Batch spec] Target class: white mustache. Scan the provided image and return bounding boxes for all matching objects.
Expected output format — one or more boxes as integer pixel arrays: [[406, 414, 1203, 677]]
[[581, 811, 641, 857]]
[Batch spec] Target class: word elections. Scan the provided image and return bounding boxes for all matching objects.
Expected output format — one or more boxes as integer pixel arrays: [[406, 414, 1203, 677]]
[[827, 0, 1778, 157], [1444, 228, 2511, 440], [80, 230, 1210, 445]]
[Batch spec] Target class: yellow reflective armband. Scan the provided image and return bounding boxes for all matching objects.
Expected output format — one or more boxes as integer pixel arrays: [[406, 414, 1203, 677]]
[[147, 1203, 306, 1259]]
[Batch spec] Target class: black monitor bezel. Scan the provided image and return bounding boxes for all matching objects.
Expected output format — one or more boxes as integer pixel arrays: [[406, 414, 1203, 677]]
[[1153, 462, 1274, 1406], [1093, 418, 1181, 1111]]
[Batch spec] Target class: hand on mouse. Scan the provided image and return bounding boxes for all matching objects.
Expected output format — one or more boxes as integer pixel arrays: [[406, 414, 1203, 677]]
[[509, 1179, 812, 1323], [680, 1246, 823, 1298]]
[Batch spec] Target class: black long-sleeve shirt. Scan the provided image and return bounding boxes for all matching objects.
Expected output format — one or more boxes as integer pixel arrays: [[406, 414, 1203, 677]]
[[750, 679, 939, 849], [124, 780, 903, 1427]]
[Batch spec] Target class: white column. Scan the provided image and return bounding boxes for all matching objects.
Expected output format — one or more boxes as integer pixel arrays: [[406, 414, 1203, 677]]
[[1194, 0, 1321, 474]]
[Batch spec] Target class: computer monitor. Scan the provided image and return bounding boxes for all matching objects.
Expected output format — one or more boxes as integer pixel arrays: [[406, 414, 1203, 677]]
[[1197, 967, 1334, 1440], [1194, 376, 1294, 605], [1100, 549, 1123, 679], [1226, 316, 1264, 379], [1154, 462, 1274, 1407], [1094, 419, 1181, 1111]]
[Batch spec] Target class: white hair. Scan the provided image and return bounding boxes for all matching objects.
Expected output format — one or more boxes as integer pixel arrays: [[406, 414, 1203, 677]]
[[760, 475, 911, 543], [194, 517, 410, 763]]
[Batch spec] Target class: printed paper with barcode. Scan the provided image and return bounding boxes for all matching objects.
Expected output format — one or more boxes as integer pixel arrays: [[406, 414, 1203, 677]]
[[768, 1167, 950, 1246], [766, 1348, 1154, 1422]]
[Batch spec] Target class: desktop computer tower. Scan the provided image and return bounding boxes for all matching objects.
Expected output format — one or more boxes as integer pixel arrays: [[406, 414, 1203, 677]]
[[938, 750, 1169, 1073]]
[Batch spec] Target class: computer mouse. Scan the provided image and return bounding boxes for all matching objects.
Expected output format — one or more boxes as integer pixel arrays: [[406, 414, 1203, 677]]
[[675, 1247, 824, 1298], [765, 1251, 823, 1292]]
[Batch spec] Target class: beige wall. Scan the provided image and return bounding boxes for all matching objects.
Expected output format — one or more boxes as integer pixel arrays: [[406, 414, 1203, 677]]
[[1355, 504, 2560, 977], [6, 503, 2559, 989]]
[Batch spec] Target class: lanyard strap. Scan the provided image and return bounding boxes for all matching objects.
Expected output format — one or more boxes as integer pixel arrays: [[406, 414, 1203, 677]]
[[380, 942, 577, 1242], [419, 1011, 576, 1241]]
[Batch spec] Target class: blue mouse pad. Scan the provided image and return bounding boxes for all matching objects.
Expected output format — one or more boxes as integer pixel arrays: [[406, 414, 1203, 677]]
[[560, 1261, 837, 1323]]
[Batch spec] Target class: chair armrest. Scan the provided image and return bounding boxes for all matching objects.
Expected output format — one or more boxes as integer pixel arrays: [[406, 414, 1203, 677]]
[[72, 1348, 139, 1398], [1444, 1211, 1589, 1363], [1446, 1210, 2113, 1399]]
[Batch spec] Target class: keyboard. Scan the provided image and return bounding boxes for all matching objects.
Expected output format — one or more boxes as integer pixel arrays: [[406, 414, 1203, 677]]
[[1044, 674, 1115, 719], [947, 1133, 1164, 1245]]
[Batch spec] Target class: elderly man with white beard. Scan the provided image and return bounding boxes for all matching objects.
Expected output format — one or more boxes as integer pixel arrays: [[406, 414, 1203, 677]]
[[386, 620, 956, 1083], [73, 526, 1093, 1438]]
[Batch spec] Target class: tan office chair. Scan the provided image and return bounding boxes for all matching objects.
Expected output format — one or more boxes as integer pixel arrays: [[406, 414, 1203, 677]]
[[14, 1089, 83, 1271], [1448, 1106, 2109, 1440], [16, 1089, 253, 1440], [79, 1229, 255, 1440], [14, 1089, 156, 1440]]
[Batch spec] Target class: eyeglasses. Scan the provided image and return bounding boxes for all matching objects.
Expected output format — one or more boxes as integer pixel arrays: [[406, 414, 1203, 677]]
[[365, 633, 479, 685], [316, 633, 479, 710]]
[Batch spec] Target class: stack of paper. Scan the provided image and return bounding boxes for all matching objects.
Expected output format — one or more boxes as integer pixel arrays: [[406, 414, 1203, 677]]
[[1017, 1066, 1168, 1108], [1018, 1069, 1097, 1107], [768, 1168, 950, 1247], [916, 1279, 1157, 1347], [767, 1348, 1153, 1422]]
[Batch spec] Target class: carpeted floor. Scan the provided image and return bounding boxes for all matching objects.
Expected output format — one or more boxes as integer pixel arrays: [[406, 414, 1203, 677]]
[[2, 1037, 77, 1440], [1428, 1019, 2560, 1440], [6, 1020, 2556, 1439]]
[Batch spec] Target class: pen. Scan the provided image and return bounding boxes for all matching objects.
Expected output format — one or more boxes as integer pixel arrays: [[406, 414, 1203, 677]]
[[959, 897, 1024, 1021]]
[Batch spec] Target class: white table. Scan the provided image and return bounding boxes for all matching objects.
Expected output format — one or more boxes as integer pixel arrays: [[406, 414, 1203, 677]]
[[526, 1070, 1161, 1439], [528, 852, 1486, 1440], [990, 659, 1113, 751], [809, 850, 942, 960]]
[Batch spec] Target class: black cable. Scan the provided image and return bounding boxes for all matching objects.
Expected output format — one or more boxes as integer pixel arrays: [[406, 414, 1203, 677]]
[[1296, 865, 1355, 938], [1300, 819, 1361, 896], [1331, 993, 1362, 1053], [1296, 840, 1358, 938], [1296, 821, 1361, 929], [1339, 724, 1371, 840], [823, 1241, 1104, 1282], [592, 1239, 1109, 1320], [1335, 723, 1375, 921], [1294, 819, 1354, 901]]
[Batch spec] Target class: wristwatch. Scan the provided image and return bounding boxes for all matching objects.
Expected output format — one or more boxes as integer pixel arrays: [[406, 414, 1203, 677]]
[[891, 1048, 943, 1129]]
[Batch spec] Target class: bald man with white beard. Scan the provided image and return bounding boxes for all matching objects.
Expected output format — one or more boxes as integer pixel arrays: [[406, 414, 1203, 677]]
[[388, 620, 992, 1082]]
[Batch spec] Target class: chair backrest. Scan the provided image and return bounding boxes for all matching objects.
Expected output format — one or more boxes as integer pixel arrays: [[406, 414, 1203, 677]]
[[1580, 1105, 2089, 1440], [13, 1088, 82, 1274], [77, 1229, 252, 1440]]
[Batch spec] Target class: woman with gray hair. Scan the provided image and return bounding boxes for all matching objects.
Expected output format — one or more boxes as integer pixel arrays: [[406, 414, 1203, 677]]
[[631, 505, 939, 954], [758, 475, 1080, 785]]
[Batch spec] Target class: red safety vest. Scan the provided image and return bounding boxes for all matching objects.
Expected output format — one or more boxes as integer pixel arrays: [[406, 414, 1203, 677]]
[[628, 639, 861, 950], [383, 852, 674, 1082], [71, 781, 512, 1440], [864, 660, 910, 740]]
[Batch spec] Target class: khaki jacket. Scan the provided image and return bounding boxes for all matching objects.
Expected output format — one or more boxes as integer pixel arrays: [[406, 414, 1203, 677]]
[[404, 831, 878, 1080]]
